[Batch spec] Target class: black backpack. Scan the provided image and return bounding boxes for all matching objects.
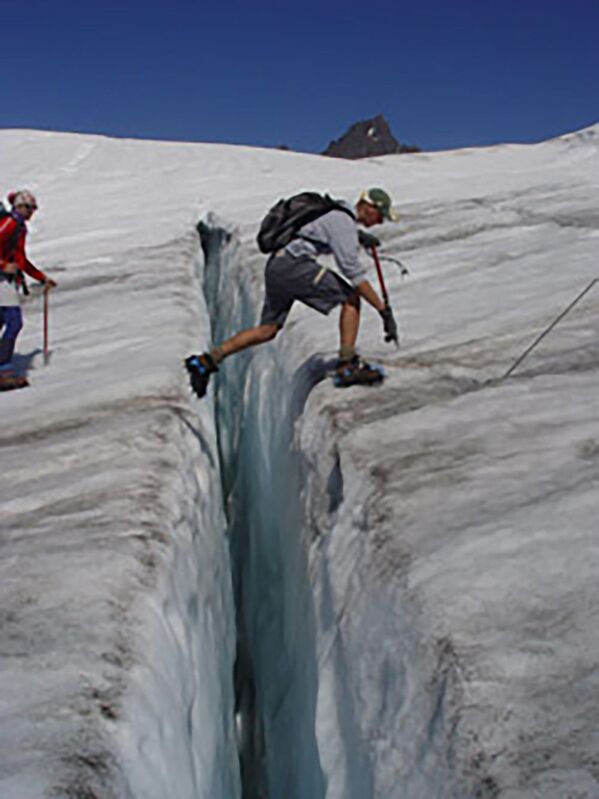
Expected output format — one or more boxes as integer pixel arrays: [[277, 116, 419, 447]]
[[256, 192, 355, 254]]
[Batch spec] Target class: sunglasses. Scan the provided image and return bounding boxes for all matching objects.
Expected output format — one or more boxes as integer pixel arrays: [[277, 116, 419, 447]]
[[18, 204, 37, 211]]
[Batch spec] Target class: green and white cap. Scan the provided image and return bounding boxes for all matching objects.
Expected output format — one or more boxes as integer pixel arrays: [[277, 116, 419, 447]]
[[359, 187, 400, 221]]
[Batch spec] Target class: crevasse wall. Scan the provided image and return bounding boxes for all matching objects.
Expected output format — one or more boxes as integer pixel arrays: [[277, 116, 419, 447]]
[[112, 242, 242, 799], [295, 399, 469, 799]]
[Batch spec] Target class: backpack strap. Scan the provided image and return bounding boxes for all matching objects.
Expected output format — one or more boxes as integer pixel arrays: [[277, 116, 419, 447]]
[[1, 215, 27, 292], [1, 212, 25, 258], [7, 223, 23, 258]]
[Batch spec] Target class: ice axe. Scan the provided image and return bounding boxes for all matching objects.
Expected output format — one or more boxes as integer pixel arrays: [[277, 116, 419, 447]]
[[358, 231, 410, 279], [371, 244, 399, 348], [379, 254, 409, 278]]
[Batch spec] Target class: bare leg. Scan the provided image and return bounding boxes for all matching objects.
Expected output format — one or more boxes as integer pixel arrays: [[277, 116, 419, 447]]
[[339, 291, 360, 352], [216, 323, 280, 360], [186, 323, 280, 398]]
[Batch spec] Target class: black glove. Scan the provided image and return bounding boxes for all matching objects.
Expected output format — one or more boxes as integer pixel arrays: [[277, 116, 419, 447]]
[[358, 230, 381, 250], [380, 305, 399, 345]]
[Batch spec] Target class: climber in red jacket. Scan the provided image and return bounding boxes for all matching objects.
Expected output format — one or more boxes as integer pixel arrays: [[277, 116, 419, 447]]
[[0, 190, 56, 384]]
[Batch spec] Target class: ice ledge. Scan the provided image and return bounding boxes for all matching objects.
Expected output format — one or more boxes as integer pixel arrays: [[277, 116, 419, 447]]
[[292, 348, 599, 797]]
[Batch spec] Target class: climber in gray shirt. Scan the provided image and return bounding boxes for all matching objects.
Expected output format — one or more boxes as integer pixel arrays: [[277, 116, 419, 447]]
[[285, 200, 369, 286], [186, 188, 400, 397]]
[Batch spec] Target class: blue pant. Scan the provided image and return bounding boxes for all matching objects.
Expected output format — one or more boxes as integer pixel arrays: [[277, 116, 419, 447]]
[[0, 306, 23, 366]]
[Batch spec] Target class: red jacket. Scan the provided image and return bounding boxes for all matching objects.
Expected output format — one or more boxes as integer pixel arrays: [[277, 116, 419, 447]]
[[0, 213, 46, 287]]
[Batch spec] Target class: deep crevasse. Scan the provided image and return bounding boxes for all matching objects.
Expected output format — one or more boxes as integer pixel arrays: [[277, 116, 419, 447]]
[[118, 220, 334, 799], [197, 220, 460, 799], [199, 220, 327, 799]]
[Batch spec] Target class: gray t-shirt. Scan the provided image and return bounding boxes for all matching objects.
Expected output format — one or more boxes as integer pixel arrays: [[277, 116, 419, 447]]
[[285, 202, 368, 285]]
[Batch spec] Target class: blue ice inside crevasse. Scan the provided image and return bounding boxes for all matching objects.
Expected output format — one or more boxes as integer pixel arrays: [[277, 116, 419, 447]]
[[198, 220, 327, 799]]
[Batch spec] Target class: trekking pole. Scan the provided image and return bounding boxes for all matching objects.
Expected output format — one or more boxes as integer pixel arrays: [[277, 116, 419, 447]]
[[43, 284, 50, 365], [502, 278, 598, 380]]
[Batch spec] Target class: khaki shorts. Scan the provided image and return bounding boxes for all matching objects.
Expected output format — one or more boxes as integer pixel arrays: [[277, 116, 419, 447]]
[[259, 252, 355, 327]]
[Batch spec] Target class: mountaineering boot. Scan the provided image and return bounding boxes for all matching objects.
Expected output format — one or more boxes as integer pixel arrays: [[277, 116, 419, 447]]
[[0, 372, 29, 391], [333, 355, 385, 388], [185, 352, 219, 398]]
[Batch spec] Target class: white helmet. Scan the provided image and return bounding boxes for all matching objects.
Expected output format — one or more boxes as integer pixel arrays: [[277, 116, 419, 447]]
[[8, 190, 38, 209]]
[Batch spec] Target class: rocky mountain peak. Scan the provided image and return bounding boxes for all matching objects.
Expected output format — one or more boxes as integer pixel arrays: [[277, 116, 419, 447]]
[[322, 114, 420, 158]]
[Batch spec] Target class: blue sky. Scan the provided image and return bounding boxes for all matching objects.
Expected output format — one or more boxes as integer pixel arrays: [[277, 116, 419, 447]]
[[1, 0, 597, 152]]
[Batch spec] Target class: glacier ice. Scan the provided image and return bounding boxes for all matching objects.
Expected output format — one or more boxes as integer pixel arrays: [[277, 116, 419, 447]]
[[1, 124, 599, 798]]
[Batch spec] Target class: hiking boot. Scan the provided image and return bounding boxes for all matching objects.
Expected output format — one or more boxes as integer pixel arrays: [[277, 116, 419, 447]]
[[185, 352, 218, 398], [333, 355, 385, 388], [0, 373, 29, 391]]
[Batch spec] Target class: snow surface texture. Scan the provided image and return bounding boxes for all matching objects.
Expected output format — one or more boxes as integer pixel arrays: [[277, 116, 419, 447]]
[[0, 125, 598, 798]]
